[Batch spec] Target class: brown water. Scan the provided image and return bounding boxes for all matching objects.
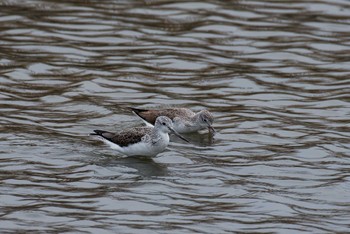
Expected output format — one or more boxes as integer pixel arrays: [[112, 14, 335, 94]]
[[1, 0, 350, 233]]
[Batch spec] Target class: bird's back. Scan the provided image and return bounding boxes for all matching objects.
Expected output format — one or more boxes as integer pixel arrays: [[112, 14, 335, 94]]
[[132, 107, 195, 125], [92, 127, 152, 147]]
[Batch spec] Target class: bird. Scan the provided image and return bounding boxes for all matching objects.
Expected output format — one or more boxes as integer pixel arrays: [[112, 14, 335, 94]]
[[131, 107, 215, 134], [90, 116, 189, 157]]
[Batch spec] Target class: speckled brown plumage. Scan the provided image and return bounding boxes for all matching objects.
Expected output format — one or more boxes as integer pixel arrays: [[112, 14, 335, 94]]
[[91, 127, 152, 147], [131, 107, 194, 125]]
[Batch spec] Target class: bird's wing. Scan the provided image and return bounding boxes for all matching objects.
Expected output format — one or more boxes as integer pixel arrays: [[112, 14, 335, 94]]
[[131, 107, 159, 125], [91, 127, 151, 147], [131, 107, 194, 125]]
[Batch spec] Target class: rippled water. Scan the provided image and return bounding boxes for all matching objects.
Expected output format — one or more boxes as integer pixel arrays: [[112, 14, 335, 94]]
[[1, 0, 350, 233]]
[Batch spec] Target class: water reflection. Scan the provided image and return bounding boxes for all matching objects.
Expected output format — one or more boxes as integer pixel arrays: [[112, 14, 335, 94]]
[[92, 154, 168, 178], [170, 131, 215, 147], [1, 0, 350, 233]]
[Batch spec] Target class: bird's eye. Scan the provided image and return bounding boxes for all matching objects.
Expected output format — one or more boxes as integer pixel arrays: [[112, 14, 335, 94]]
[[162, 122, 166, 125]]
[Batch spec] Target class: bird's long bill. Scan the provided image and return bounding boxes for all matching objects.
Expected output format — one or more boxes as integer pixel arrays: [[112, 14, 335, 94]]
[[208, 125, 216, 134], [169, 127, 190, 143]]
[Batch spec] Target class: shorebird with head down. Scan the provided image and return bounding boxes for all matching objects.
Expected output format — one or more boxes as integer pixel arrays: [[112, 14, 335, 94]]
[[131, 107, 215, 134]]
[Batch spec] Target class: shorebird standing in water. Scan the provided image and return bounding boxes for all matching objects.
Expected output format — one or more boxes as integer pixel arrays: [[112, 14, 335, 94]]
[[90, 116, 189, 157], [131, 107, 215, 134]]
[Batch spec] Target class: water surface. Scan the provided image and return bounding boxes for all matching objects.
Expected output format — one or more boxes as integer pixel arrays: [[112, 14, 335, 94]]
[[1, 0, 350, 233]]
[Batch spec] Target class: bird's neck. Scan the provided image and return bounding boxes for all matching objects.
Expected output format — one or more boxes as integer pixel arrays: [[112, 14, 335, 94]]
[[151, 129, 169, 144], [190, 113, 200, 123]]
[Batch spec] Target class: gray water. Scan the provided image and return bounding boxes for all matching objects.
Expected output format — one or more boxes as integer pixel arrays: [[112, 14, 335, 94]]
[[1, 0, 350, 233]]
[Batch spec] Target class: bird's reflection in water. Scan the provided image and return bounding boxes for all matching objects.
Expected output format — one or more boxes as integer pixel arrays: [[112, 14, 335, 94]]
[[170, 131, 215, 147], [94, 154, 168, 178]]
